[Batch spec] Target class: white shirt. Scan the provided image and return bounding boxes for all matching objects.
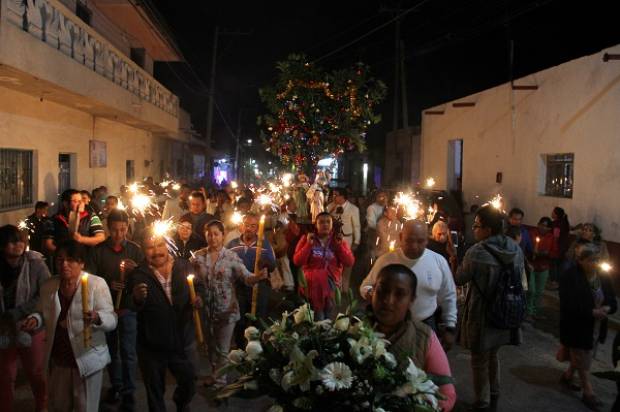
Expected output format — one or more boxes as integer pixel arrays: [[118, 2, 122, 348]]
[[366, 203, 385, 230], [327, 200, 361, 247], [360, 248, 457, 327]]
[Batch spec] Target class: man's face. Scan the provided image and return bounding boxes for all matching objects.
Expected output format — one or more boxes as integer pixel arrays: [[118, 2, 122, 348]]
[[316, 215, 333, 236], [333, 192, 346, 205], [376, 192, 387, 206], [177, 222, 192, 242], [109, 221, 128, 245], [473, 216, 492, 242], [400, 225, 428, 259], [104, 198, 118, 213], [69, 194, 82, 211], [143, 236, 170, 267], [189, 197, 205, 215], [433, 226, 449, 243], [81, 194, 90, 205], [385, 207, 397, 221], [241, 216, 259, 239], [36, 207, 48, 218], [508, 213, 523, 226], [180, 188, 191, 201], [3, 237, 25, 259]]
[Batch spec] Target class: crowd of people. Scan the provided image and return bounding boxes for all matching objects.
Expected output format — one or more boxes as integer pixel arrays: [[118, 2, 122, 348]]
[[0, 172, 617, 412]]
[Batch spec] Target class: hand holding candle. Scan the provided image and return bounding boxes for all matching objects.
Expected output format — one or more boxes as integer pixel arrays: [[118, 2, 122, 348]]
[[187, 274, 204, 345], [535, 236, 540, 254], [115, 261, 126, 310], [251, 215, 266, 316], [81, 273, 91, 348]]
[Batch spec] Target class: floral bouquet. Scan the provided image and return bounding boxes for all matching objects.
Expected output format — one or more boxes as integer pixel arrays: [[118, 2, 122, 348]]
[[217, 304, 446, 411]]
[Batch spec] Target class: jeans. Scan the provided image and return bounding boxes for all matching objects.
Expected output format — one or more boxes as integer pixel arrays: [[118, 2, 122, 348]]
[[526, 270, 549, 316], [471, 347, 500, 408], [206, 319, 236, 384], [106, 311, 138, 398], [0, 330, 47, 411], [138, 346, 195, 412], [48, 361, 103, 412]]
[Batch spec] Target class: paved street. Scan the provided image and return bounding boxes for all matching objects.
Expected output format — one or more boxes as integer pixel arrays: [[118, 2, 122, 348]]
[[13, 292, 618, 411]]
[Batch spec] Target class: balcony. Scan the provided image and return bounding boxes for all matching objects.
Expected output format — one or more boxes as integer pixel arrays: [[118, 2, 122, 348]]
[[0, 0, 182, 137]]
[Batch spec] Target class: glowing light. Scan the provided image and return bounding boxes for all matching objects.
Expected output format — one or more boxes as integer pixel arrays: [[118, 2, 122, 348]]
[[282, 173, 293, 187], [231, 211, 244, 225], [489, 194, 503, 211], [389, 240, 396, 252], [425, 177, 436, 188], [160, 180, 171, 188], [600, 262, 613, 273], [152, 219, 174, 238], [394, 192, 422, 220], [231, 181, 238, 189], [116, 199, 127, 211], [17, 220, 28, 231], [258, 194, 272, 206], [128, 182, 140, 193], [172, 183, 181, 191], [130, 194, 151, 214]]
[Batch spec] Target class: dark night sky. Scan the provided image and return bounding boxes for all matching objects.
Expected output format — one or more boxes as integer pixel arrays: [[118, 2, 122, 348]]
[[150, 0, 620, 164]]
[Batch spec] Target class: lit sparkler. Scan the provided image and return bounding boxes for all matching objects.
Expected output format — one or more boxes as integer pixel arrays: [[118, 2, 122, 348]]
[[258, 193, 272, 206], [489, 194, 503, 211], [282, 173, 293, 187], [172, 183, 181, 191], [130, 193, 151, 215], [128, 182, 140, 194], [17, 220, 28, 231], [425, 177, 436, 188], [231, 211, 244, 225], [160, 180, 171, 188], [152, 219, 174, 238], [600, 262, 613, 273], [231, 181, 238, 189], [394, 192, 422, 220]]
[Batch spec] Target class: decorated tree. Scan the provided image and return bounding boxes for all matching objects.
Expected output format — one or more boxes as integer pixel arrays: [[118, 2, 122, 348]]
[[259, 54, 387, 167]]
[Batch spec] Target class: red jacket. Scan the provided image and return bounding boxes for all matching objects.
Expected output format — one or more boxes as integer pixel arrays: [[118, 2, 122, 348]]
[[530, 229, 554, 271], [293, 234, 355, 312]]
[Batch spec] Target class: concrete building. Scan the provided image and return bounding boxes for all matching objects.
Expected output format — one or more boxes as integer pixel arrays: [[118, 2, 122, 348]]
[[419, 44, 620, 247], [0, 0, 208, 224]]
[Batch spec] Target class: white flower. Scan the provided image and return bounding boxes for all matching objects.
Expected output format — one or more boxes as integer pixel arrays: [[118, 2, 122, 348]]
[[267, 405, 284, 412], [383, 352, 397, 369], [269, 368, 282, 385], [320, 362, 354, 391], [244, 326, 260, 341], [334, 314, 350, 332], [245, 340, 263, 360], [293, 304, 314, 324], [228, 349, 247, 364], [348, 337, 373, 364], [281, 370, 296, 392]]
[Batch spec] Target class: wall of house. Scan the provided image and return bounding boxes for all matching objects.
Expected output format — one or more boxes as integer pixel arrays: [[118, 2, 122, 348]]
[[0, 86, 175, 224], [420, 44, 620, 242]]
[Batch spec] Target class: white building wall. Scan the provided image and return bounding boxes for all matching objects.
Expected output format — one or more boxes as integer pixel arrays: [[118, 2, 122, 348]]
[[421, 44, 620, 242], [0, 86, 174, 225]]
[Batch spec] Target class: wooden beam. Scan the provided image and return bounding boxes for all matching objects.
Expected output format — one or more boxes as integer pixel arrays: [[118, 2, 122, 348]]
[[512, 85, 539, 90], [452, 102, 476, 108], [603, 53, 620, 62], [424, 110, 445, 115]]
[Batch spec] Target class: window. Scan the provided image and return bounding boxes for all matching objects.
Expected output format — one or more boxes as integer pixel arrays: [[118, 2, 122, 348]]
[[126, 160, 135, 183], [543, 153, 574, 198], [0, 149, 33, 210], [76, 1, 92, 25], [130, 48, 146, 69]]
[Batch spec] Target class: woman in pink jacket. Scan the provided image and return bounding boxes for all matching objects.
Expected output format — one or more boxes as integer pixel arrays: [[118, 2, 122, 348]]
[[293, 212, 354, 320]]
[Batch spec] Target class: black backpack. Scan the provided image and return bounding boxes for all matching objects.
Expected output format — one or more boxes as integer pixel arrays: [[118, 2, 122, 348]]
[[474, 243, 526, 329]]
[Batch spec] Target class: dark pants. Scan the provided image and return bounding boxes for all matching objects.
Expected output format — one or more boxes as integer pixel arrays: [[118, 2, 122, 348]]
[[106, 311, 138, 401], [235, 280, 270, 348], [137, 346, 195, 412]]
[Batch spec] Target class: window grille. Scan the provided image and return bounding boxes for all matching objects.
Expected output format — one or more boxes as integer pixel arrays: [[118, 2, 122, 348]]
[[544, 153, 573, 198], [0, 149, 34, 210]]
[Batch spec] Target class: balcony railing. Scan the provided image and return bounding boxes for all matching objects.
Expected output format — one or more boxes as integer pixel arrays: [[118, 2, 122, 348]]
[[4, 0, 179, 117]]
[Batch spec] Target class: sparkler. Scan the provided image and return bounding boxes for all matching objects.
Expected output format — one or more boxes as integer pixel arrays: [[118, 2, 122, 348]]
[[152, 219, 174, 238], [425, 177, 436, 188], [172, 183, 181, 191], [128, 182, 140, 194], [231, 211, 244, 225], [231, 181, 238, 189], [600, 262, 613, 273], [394, 192, 422, 220], [17, 220, 28, 231], [258, 193, 272, 206], [282, 173, 293, 187], [489, 194, 503, 211], [159, 180, 171, 188], [130, 193, 151, 215]]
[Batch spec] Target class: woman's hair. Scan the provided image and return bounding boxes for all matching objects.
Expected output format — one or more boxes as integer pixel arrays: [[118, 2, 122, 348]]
[[574, 242, 600, 262], [56, 240, 88, 263], [475, 205, 504, 235], [581, 223, 603, 243], [0, 225, 25, 250], [376, 264, 418, 297], [206, 220, 225, 234], [538, 217, 553, 227]]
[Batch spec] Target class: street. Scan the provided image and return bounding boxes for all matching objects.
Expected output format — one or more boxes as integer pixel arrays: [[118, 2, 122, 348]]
[[11, 293, 618, 411]]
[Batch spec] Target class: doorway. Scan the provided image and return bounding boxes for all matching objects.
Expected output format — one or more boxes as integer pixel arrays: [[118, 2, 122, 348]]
[[58, 153, 72, 195], [447, 139, 463, 192]]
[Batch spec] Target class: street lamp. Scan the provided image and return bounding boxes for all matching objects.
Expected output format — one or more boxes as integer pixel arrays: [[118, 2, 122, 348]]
[[247, 139, 252, 144]]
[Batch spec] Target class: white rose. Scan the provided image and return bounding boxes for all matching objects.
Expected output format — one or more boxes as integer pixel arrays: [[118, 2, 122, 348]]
[[293, 304, 314, 324], [383, 352, 397, 369], [334, 315, 350, 332], [228, 349, 247, 364], [246, 340, 264, 360], [244, 326, 260, 341]]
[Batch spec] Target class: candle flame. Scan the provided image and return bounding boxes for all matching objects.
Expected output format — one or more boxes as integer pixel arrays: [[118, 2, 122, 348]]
[[600, 262, 613, 273], [81, 272, 89, 281], [535, 236, 540, 243], [389, 240, 396, 252], [187, 274, 195, 282], [425, 177, 436, 188], [260, 215, 266, 224], [231, 181, 238, 189]]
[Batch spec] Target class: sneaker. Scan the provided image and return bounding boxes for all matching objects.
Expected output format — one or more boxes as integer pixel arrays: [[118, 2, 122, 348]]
[[559, 374, 581, 391]]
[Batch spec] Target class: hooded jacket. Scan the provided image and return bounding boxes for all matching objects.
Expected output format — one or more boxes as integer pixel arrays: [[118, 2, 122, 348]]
[[456, 234, 525, 352]]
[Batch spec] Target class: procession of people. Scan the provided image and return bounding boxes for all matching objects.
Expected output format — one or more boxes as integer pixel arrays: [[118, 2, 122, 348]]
[[0, 172, 617, 412]]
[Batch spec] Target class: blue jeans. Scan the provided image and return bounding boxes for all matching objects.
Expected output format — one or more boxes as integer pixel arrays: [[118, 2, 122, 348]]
[[106, 311, 137, 397]]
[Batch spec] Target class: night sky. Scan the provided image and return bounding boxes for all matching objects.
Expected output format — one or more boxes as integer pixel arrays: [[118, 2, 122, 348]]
[[151, 0, 620, 164]]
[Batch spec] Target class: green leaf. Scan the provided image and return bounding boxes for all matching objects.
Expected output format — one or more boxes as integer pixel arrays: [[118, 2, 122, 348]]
[[334, 286, 342, 306]]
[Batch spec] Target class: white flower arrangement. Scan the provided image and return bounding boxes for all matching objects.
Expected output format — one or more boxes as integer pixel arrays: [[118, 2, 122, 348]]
[[216, 308, 446, 412]]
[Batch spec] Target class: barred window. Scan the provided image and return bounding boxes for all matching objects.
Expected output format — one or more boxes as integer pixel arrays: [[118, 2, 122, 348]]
[[0, 149, 34, 210], [544, 153, 573, 198]]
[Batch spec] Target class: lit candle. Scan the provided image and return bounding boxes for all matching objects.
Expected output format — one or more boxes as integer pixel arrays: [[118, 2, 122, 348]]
[[81, 273, 91, 348], [389, 240, 396, 253], [115, 261, 126, 310], [425, 177, 436, 188], [251, 215, 266, 315], [186, 274, 204, 345], [600, 262, 613, 273]]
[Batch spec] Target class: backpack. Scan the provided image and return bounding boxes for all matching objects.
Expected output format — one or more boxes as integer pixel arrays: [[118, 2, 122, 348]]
[[474, 243, 526, 329]]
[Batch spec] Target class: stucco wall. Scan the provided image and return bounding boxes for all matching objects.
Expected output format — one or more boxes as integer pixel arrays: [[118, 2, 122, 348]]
[[421, 44, 620, 242], [0, 86, 173, 225]]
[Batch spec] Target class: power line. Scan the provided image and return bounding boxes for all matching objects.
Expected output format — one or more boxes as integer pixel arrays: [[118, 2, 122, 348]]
[[312, 0, 432, 63]]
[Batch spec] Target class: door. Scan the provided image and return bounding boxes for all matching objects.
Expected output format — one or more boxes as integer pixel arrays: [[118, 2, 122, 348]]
[[447, 139, 463, 192], [58, 153, 71, 195]]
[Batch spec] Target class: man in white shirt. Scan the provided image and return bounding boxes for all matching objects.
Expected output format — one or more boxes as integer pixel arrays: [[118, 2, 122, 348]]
[[360, 219, 457, 349], [366, 190, 387, 231], [327, 187, 361, 292]]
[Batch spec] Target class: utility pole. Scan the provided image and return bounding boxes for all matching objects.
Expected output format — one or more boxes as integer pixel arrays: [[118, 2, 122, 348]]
[[205, 26, 219, 155], [400, 39, 409, 129], [392, 17, 400, 131], [235, 110, 242, 180]]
